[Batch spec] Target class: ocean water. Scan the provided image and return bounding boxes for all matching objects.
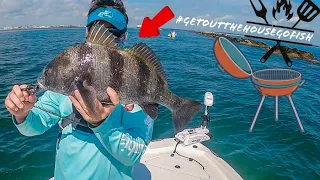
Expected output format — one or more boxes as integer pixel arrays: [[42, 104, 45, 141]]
[[0, 28, 319, 180]]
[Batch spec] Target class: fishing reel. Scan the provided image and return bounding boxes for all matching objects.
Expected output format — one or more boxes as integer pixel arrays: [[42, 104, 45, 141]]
[[175, 92, 214, 146]]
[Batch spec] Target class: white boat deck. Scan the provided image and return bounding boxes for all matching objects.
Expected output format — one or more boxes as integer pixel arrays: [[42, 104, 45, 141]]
[[132, 138, 243, 180]]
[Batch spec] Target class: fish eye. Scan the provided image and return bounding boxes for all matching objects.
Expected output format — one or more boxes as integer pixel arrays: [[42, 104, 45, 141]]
[[44, 69, 49, 76]]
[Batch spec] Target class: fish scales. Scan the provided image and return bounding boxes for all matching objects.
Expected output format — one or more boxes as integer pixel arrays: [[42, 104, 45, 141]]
[[37, 22, 202, 132], [118, 50, 144, 104], [92, 45, 112, 101]]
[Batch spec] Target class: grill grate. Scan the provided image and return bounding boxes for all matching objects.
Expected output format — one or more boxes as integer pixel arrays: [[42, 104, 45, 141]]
[[253, 69, 300, 81]]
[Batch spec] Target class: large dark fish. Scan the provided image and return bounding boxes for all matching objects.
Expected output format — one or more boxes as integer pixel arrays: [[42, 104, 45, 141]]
[[37, 22, 202, 132]]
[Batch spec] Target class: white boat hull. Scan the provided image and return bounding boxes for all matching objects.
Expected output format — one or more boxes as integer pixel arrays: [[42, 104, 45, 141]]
[[132, 138, 243, 180], [168, 32, 177, 38]]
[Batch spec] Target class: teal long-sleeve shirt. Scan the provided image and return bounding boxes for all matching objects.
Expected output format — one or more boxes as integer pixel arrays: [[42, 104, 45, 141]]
[[13, 91, 154, 180]]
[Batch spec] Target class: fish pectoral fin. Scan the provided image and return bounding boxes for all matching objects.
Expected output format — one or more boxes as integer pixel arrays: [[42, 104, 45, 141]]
[[140, 103, 159, 120], [86, 21, 119, 48], [127, 43, 167, 84], [76, 80, 101, 121]]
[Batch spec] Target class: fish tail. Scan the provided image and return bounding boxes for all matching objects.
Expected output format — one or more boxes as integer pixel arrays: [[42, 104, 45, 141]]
[[170, 97, 202, 133]]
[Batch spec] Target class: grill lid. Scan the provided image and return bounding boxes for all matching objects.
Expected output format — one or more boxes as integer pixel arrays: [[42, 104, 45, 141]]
[[213, 37, 253, 79]]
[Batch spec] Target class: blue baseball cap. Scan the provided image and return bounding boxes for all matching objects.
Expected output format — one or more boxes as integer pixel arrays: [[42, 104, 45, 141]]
[[87, 7, 127, 31]]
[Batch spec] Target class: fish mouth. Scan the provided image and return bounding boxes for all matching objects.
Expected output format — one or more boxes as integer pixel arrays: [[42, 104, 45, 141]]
[[38, 82, 45, 89], [36, 77, 47, 90]]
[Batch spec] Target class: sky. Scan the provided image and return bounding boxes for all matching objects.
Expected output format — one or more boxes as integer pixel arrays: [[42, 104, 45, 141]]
[[0, 0, 319, 44]]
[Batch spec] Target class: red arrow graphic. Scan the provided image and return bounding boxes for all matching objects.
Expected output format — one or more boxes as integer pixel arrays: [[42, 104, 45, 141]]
[[139, 6, 175, 38]]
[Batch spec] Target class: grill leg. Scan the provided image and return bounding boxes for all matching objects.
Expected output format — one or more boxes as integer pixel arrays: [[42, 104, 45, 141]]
[[275, 96, 279, 122], [250, 96, 266, 132], [288, 96, 305, 133]]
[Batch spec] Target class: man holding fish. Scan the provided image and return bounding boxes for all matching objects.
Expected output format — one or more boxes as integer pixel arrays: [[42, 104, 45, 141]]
[[5, 1, 153, 180], [4, 0, 202, 179]]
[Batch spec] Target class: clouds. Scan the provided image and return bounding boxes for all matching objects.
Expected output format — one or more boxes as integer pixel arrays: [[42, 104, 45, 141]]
[[0, 0, 151, 27], [196, 14, 234, 21], [134, 16, 144, 20], [0, 0, 91, 27], [272, 16, 299, 25], [0, 0, 32, 13], [0, 0, 319, 32], [196, 14, 210, 19], [214, 15, 233, 21]]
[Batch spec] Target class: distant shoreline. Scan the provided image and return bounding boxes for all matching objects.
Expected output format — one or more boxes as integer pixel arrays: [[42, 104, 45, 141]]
[[0, 26, 180, 31], [3, 27, 318, 64], [188, 30, 320, 65], [0, 25, 185, 32], [0, 26, 85, 31]]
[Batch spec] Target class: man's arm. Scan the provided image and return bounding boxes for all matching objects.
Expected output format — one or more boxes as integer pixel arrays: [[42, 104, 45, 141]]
[[90, 105, 154, 166], [13, 91, 68, 136]]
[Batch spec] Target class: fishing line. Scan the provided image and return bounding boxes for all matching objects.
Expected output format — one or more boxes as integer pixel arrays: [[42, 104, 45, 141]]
[[160, 111, 172, 119], [33, 105, 89, 127], [171, 140, 205, 170], [21, 85, 90, 128]]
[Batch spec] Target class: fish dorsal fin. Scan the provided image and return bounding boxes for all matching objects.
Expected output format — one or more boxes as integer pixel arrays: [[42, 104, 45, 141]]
[[128, 43, 167, 83], [86, 21, 119, 49]]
